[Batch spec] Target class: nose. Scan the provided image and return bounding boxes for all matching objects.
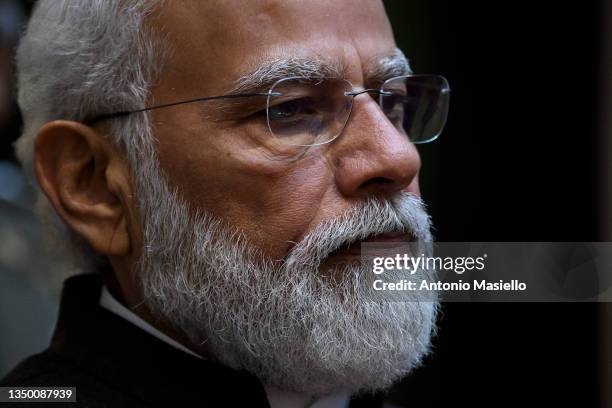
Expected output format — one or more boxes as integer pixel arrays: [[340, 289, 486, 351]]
[[331, 96, 422, 198]]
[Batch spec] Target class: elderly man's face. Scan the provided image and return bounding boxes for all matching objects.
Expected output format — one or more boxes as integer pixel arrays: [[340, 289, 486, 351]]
[[149, 0, 421, 258], [28, 0, 436, 394]]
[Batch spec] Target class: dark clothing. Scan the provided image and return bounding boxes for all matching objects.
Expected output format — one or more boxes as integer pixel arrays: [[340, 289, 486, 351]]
[[0, 274, 383, 407]]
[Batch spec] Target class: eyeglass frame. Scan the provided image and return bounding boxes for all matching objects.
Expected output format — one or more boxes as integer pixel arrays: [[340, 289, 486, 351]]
[[85, 74, 450, 145]]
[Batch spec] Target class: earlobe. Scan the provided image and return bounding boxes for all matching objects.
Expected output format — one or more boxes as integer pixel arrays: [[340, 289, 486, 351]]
[[34, 120, 132, 257]]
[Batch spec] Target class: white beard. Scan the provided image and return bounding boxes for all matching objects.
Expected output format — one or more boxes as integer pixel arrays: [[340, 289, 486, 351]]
[[136, 166, 438, 396]]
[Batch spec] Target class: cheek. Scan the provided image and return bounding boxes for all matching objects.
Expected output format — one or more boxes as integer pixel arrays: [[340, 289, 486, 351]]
[[154, 122, 336, 258], [228, 157, 335, 257], [254, 168, 330, 242]]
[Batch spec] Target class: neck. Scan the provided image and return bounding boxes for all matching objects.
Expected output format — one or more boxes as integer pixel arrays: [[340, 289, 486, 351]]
[[104, 260, 215, 360]]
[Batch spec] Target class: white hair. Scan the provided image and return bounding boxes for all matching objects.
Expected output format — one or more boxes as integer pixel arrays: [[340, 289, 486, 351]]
[[13, 1, 439, 393], [138, 165, 438, 395], [14, 0, 166, 287]]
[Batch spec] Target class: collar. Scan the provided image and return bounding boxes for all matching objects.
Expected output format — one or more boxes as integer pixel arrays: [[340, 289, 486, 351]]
[[99, 285, 351, 408], [50, 274, 271, 407]]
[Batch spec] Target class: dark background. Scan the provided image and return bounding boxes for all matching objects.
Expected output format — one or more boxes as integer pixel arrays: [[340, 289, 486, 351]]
[[385, 1, 606, 407], [0, 1, 608, 407]]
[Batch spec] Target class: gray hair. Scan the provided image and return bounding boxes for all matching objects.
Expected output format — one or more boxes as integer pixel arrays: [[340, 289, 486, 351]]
[[14, 0, 166, 286], [231, 48, 411, 95]]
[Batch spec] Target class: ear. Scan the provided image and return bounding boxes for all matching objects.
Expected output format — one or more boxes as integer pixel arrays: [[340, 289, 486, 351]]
[[34, 120, 134, 257]]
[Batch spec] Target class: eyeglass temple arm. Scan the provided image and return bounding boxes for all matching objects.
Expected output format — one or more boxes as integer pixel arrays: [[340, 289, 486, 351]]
[[85, 91, 274, 125], [344, 89, 393, 97]]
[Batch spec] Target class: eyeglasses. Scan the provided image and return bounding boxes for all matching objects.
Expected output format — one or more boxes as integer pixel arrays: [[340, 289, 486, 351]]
[[87, 74, 450, 149]]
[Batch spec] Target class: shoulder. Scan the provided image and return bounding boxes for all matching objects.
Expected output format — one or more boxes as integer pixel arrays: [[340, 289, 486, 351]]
[[1, 350, 67, 386], [0, 350, 146, 408]]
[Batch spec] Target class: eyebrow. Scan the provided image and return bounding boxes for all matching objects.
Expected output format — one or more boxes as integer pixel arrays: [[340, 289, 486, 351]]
[[229, 57, 345, 94], [229, 47, 412, 94], [366, 48, 413, 83]]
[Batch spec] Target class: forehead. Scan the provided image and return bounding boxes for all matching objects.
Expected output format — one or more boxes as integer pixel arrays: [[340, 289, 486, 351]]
[[152, 0, 397, 97]]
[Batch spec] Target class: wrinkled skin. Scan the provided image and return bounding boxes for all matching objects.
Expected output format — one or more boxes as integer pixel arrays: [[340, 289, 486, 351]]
[[150, 0, 421, 258], [34, 0, 422, 341]]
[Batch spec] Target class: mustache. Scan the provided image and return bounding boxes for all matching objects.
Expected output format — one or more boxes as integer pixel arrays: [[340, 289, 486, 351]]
[[284, 192, 432, 269]]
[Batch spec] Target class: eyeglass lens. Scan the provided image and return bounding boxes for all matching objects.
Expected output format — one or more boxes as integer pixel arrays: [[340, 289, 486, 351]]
[[266, 75, 449, 147], [380, 75, 450, 144]]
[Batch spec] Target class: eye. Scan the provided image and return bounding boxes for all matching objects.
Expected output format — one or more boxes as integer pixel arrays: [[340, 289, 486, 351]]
[[381, 93, 405, 122], [268, 97, 316, 121]]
